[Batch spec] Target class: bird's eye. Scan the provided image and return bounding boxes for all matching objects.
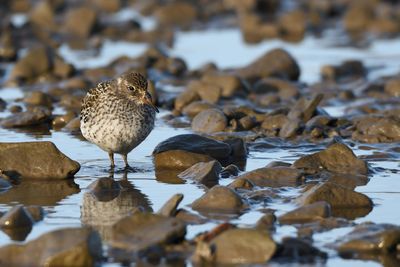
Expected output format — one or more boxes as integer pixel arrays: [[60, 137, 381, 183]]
[[128, 86, 135, 91]]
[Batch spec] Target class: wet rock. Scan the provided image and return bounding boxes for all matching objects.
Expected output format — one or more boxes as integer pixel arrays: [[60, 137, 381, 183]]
[[23, 91, 53, 108], [321, 60, 366, 82], [0, 205, 34, 229], [275, 237, 327, 263], [336, 223, 400, 254], [0, 98, 6, 111], [1, 106, 51, 128], [201, 73, 243, 97], [236, 48, 300, 82], [175, 209, 207, 225], [278, 10, 307, 42], [191, 81, 222, 104], [352, 116, 400, 143], [328, 173, 369, 190], [174, 86, 200, 112], [252, 78, 299, 100], [191, 185, 246, 214], [384, 78, 400, 97], [238, 13, 279, 43], [9, 46, 51, 83], [279, 118, 302, 138], [0, 177, 12, 191], [297, 182, 373, 210], [0, 30, 17, 61], [220, 164, 240, 178], [63, 6, 97, 38], [0, 180, 80, 206], [228, 177, 254, 190], [0, 228, 102, 266], [182, 101, 217, 118], [288, 94, 324, 123], [237, 166, 304, 187], [0, 141, 80, 179], [261, 114, 289, 132], [110, 212, 186, 252], [194, 228, 276, 264], [255, 212, 276, 230], [52, 112, 76, 129], [53, 55, 75, 78], [279, 201, 331, 224], [25, 206, 44, 222], [64, 117, 81, 132], [90, 0, 121, 13], [154, 2, 197, 28], [178, 160, 222, 188], [293, 142, 368, 175], [192, 108, 227, 133], [343, 3, 373, 34], [157, 194, 183, 217]]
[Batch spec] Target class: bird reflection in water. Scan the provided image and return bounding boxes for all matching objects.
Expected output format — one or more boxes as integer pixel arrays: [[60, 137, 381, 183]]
[[81, 169, 152, 241]]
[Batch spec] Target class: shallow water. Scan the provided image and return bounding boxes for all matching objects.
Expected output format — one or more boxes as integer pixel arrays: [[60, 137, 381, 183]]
[[0, 27, 400, 266]]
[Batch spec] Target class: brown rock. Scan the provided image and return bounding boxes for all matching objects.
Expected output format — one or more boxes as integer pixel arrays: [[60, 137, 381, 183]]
[[1, 106, 51, 128], [157, 194, 183, 217], [155, 2, 197, 28], [279, 201, 331, 224], [192, 185, 246, 214], [235, 48, 300, 82], [261, 114, 289, 131], [236, 166, 303, 187], [178, 160, 222, 187], [252, 78, 299, 100], [384, 79, 400, 97], [352, 116, 400, 143], [0, 205, 34, 229], [287, 94, 323, 122], [174, 85, 200, 112], [192, 108, 227, 133], [278, 10, 307, 42], [0, 142, 80, 179], [279, 118, 302, 138], [228, 177, 254, 190], [275, 237, 327, 263], [64, 7, 97, 38], [23, 91, 53, 108], [191, 81, 222, 104], [182, 101, 217, 118], [0, 228, 102, 266], [201, 73, 243, 97], [90, 0, 121, 13], [293, 142, 368, 175]]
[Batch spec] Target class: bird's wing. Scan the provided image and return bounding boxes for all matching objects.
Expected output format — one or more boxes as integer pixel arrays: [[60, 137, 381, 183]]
[[80, 81, 113, 122]]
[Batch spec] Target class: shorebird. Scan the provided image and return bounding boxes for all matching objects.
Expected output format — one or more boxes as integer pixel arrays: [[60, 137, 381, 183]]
[[80, 72, 158, 168]]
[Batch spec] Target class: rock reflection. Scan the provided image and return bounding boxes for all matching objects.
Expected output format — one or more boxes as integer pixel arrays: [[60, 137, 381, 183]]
[[0, 179, 80, 206], [81, 170, 152, 241]]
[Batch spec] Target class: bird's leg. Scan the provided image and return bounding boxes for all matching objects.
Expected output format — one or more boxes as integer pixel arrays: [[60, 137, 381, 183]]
[[122, 154, 130, 168], [108, 152, 115, 168]]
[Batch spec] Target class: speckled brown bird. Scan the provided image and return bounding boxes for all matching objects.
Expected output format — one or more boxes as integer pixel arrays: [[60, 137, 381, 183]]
[[80, 72, 158, 168]]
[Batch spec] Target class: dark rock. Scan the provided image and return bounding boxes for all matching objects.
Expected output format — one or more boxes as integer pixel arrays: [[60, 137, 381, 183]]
[[192, 108, 227, 133], [178, 160, 222, 187], [297, 182, 373, 210], [235, 48, 300, 82], [252, 78, 299, 100], [236, 166, 304, 187], [220, 164, 240, 178], [25, 206, 44, 222], [275, 237, 327, 263], [194, 228, 276, 264], [336, 223, 400, 254], [352, 116, 400, 143], [0, 177, 12, 191], [201, 73, 243, 97], [191, 185, 246, 214], [0, 98, 6, 111], [1, 106, 51, 128], [0, 205, 34, 229], [157, 194, 183, 217], [0, 141, 80, 179], [182, 101, 217, 118], [154, 2, 197, 28], [279, 201, 331, 224], [321, 60, 366, 82], [293, 142, 368, 175], [63, 6, 97, 38], [110, 212, 186, 252], [0, 228, 102, 266]]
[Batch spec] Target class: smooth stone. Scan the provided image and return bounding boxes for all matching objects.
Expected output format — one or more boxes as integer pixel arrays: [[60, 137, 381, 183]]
[[279, 201, 331, 224], [200, 228, 276, 264], [352, 116, 400, 143], [287, 94, 323, 122], [279, 118, 302, 138], [293, 142, 368, 175], [182, 101, 217, 118], [191, 185, 246, 214], [275, 237, 327, 263], [157, 194, 184, 217], [384, 79, 400, 97], [0, 142, 80, 179], [154, 2, 197, 27], [0, 228, 102, 266], [192, 108, 227, 133], [190, 80, 222, 104], [24, 206, 44, 222], [110, 212, 186, 252], [201, 73, 243, 97], [174, 85, 200, 111], [23, 91, 53, 108], [252, 77, 299, 100], [178, 160, 222, 187], [297, 182, 373, 209], [63, 6, 97, 38], [1, 107, 51, 128], [0, 205, 34, 229], [220, 164, 240, 178], [228, 177, 254, 190], [236, 166, 304, 187]]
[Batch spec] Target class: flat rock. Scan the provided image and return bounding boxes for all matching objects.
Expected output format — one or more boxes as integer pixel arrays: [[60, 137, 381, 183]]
[[0, 228, 102, 267], [0, 141, 80, 179], [235, 48, 300, 82], [197, 228, 276, 264], [336, 223, 400, 254], [279, 201, 331, 224], [236, 166, 304, 187], [192, 108, 227, 133], [178, 160, 222, 187], [293, 142, 368, 175], [297, 182, 373, 210], [110, 212, 186, 252], [191, 185, 246, 214]]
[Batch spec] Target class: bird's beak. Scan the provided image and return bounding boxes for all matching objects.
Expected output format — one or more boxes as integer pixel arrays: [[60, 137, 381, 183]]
[[143, 92, 159, 113]]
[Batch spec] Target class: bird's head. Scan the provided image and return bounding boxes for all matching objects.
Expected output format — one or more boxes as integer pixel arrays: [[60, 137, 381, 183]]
[[117, 72, 159, 113]]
